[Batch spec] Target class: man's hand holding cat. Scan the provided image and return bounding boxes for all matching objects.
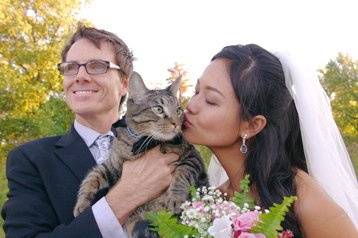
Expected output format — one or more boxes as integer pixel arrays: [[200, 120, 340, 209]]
[[106, 146, 179, 224]]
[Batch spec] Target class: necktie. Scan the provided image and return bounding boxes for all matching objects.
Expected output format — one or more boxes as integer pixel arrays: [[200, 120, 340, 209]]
[[95, 135, 113, 164]]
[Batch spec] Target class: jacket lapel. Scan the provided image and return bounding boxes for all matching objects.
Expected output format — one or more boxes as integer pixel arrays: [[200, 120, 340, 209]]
[[54, 126, 96, 182]]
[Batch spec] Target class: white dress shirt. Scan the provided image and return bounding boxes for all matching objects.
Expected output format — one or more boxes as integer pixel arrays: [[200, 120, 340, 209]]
[[74, 120, 128, 238]]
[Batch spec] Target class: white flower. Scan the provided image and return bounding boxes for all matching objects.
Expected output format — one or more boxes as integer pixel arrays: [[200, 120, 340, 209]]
[[208, 215, 232, 238]]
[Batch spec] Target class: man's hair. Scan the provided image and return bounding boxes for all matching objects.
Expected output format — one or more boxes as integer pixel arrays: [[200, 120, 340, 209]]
[[61, 25, 134, 81]]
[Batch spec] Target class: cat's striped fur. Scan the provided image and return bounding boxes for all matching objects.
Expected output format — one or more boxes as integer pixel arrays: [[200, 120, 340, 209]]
[[73, 72, 208, 237]]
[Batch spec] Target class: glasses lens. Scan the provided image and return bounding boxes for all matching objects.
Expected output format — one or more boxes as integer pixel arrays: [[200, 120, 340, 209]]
[[59, 63, 78, 75], [87, 60, 108, 74]]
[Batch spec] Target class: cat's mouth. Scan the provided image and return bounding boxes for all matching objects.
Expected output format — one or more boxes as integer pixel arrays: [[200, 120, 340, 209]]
[[151, 131, 180, 141]]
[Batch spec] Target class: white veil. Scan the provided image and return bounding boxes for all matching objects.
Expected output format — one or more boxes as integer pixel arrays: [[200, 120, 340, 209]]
[[207, 52, 358, 228]]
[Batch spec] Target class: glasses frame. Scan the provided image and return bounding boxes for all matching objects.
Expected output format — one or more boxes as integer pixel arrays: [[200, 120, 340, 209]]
[[57, 60, 121, 76]]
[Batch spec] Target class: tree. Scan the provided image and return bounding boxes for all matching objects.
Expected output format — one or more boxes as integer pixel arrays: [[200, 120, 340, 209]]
[[0, 0, 85, 148], [319, 53, 358, 139], [319, 53, 358, 173], [166, 62, 191, 106], [0, 1, 87, 234]]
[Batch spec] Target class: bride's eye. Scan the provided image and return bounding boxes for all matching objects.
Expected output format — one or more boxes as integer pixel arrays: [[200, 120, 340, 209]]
[[205, 99, 216, 105]]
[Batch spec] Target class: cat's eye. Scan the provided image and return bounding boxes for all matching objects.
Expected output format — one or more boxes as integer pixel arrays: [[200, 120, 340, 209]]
[[152, 106, 164, 114], [177, 107, 183, 116]]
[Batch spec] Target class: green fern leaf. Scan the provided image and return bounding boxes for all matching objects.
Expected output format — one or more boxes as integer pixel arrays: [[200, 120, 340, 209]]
[[147, 210, 199, 238], [232, 174, 255, 208], [189, 185, 198, 200], [251, 196, 297, 238]]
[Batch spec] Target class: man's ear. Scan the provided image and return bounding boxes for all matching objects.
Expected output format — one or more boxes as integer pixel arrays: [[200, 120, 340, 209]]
[[239, 115, 267, 139], [119, 76, 128, 97]]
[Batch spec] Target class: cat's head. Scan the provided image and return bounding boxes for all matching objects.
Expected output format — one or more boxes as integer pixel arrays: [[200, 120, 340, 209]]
[[125, 72, 183, 141]]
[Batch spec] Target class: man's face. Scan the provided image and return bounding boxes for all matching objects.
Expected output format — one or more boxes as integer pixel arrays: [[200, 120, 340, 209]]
[[63, 38, 127, 121]]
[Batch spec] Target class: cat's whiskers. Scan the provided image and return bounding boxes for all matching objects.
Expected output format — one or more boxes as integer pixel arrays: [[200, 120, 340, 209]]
[[142, 136, 154, 152], [135, 135, 153, 154]]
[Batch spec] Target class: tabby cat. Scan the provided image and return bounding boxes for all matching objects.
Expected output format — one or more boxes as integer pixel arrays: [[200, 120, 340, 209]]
[[73, 72, 208, 237]]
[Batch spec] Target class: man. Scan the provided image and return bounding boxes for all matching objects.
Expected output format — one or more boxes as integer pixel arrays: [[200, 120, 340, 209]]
[[1, 26, 178, 238]]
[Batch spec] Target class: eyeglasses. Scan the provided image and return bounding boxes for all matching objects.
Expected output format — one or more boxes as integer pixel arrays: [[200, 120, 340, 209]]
[[57, 60, 121, 76]]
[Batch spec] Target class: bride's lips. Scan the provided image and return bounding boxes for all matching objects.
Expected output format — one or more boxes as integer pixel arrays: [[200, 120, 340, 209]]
[[183, 113, 193, 129]]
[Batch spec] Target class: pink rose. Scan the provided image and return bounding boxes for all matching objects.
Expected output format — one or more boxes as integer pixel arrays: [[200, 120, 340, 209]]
[[233, 211, 260, 232], [238, 232, 266, 238], [192, 201, 204, 210], [279, 230, 294, 238]]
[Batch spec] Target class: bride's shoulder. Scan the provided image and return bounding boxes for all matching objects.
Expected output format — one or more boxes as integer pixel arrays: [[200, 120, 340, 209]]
[[293, 169, 333, 214], [293, 169, 343, 217], [293, 169, 330, 217], [294, 169, 323, 196], [293, 169, 358, 237]]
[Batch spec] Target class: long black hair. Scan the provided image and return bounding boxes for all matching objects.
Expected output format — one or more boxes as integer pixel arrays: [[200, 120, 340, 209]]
[[212, 44, 307, 237]]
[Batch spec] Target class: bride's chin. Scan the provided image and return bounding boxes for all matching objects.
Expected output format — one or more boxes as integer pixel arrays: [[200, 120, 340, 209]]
[[182, 130, 196, 143]]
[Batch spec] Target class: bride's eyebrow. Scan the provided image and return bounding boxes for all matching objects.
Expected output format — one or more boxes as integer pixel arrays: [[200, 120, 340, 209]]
[[205, 86, 225, 98], [197, 78, 224, 98]]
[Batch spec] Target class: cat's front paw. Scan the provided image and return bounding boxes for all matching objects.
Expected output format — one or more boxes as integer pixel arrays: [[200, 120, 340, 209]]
[[73, 199, 91, 217], [160, 144, 183, 156], [166, 197, 186, 214]]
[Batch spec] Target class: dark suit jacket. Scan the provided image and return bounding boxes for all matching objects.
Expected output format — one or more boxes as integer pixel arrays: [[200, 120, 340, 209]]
[[1, 126, 104, 238]]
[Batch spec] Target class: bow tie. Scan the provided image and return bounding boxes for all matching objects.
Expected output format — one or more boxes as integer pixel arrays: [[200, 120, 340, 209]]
[[132, 135, 183, 155], [115, 117, 183, 155]]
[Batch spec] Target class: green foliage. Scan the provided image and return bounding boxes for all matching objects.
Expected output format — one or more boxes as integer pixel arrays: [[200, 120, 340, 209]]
[[34, 96, 74, 136], [232, 174, 255, 208], [147, 211, 199, 238], [189, 185, 198, 200], [195, 145, 212, 168], [319, 53, 358, 175], [0, 0, 85, 152], [0, 1, 88, 237], [0, 0, 83, 118], [319, 54, 358, 139], [347, 140, 358, 173], [251, 196, 297, 238]]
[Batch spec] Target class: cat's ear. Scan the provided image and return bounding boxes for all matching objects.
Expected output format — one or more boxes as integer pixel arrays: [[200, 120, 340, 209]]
[[128, 72, 148, 100], [167, 76, 181, 97]]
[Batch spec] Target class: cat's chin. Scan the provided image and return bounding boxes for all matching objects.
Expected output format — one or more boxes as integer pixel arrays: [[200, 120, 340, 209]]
[[152, 132, 179, 141]]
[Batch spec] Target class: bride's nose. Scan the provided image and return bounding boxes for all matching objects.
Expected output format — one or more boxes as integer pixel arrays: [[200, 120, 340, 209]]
[[186, 96, 199, 115]]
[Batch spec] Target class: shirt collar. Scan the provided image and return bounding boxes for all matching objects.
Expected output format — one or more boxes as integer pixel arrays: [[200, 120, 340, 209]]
[[74, 120, 114, 147]]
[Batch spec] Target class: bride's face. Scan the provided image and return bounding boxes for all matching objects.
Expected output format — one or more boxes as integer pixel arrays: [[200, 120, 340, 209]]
[[183, 59, 242, 147]]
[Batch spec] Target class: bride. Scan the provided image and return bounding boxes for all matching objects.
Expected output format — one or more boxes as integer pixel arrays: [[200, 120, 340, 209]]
[[182, 44, 358, 237]]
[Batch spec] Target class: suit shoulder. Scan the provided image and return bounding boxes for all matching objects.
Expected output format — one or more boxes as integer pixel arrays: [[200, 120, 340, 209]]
[[9, 135, 63, 158]]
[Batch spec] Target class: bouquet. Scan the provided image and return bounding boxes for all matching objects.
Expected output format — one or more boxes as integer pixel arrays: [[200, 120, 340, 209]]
[[147, 175, 296, 238]]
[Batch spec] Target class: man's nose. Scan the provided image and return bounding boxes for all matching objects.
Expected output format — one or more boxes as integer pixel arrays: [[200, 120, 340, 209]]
[[76, 65, 91, 82]]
